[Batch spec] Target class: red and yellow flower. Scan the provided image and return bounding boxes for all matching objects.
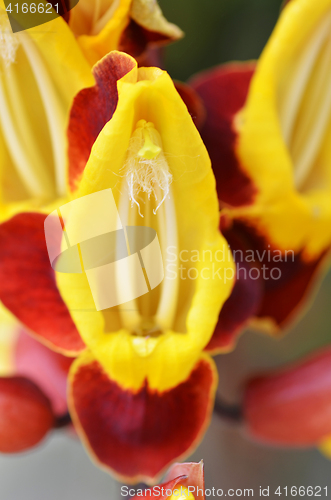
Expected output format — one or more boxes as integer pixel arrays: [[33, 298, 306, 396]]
[[0, 51, 237, 482], [190, 0, 331, 335], [2, 0, 331, 481]]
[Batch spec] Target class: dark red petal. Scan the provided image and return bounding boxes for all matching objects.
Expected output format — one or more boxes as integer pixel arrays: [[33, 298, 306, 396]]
[[15, 330, 73, 416], [175, 82, 206, 130], [205, 225, 263, 352], [118, 19, 173, 59], [69, 356, 216, 482], [244, 348, 331, 446], [190, 63, 257, 207], [164, 461, 205, 498], [0, 213, 85, 353], [257, 252, 326, 328], [226, 221, 327, 329], [68, 51, 136, 191], [0, 376, 54, 452]]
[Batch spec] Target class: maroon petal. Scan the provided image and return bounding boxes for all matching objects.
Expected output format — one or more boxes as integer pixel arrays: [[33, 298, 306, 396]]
[[69, 355, 217, 482], [206, 223, 263, 352], [226, 221, 327, 329], [118, 20, 169, 59], [68, 51, 136, 191], [175, 81, 206, 130], [257, 253, 326, 329], [0, 213, 85, 354], [190, 63, 257, 207]]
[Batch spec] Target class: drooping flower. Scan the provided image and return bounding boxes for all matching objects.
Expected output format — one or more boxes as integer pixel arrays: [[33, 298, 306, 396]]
[[0, 51, 235, 482], [190, 0, 331, 338], [69, 0, 183, 66], [0, 0, 181, 219], [243, 346, 331, 455]]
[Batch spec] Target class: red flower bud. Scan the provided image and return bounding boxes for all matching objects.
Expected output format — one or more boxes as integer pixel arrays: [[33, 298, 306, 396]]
[[244, 348, 331, 446], [0, 376, 54, 453]]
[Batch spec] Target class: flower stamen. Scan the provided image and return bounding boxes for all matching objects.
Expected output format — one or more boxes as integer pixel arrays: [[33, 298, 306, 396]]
[[125, 120, 173, 217]]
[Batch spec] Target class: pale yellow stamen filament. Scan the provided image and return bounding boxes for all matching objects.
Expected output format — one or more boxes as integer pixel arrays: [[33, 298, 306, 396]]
[[117, 185, 142, 331], [91, 0, 120, 35], [0, 75, 53, 198], [279, 13, 331, 144], [279, 10, 331, 190], [155, 187, 179, 331], [0, 12, 56, 198], [91, 0, 102, 31], [21, 33, 67, 197], [129, 171, 144, 217], [153, 168, 172, 215], [292, 31, 331, 187]]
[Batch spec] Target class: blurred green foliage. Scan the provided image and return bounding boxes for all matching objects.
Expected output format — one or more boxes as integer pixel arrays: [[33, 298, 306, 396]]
[[159, 0, 283, 81]]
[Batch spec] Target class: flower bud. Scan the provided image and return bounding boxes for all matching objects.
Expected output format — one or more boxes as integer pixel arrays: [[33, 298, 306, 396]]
[[0, 376, 54, 452], [244, 349, 331, 446]]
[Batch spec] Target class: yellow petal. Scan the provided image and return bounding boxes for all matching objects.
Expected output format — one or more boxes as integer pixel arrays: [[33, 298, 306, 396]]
[[56, 55, 234, 391]]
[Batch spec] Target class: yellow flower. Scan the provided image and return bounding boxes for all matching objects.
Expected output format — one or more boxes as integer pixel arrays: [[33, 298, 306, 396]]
[[0, 0, 182, 220], [0, 1, 93, 219], [62, 52, 233, 481], [61, 52, 234, 392]]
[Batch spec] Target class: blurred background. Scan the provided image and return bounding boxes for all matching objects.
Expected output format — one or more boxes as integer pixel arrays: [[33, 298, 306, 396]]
[[2, 0, 331, 498], [159, 0, 284, 81]]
